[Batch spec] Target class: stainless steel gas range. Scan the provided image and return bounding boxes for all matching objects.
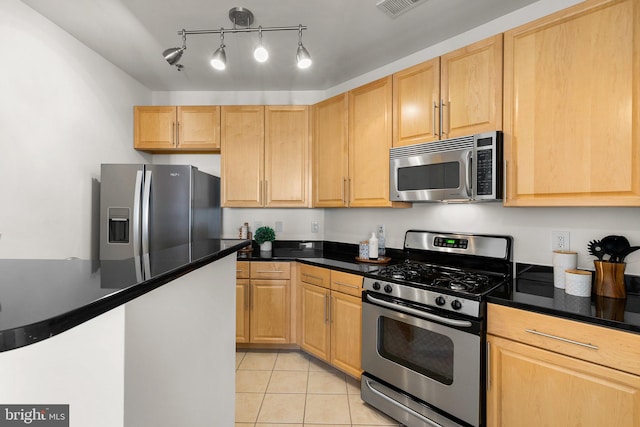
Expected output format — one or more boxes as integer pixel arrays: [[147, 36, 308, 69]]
[[361, 230, 513, 427]]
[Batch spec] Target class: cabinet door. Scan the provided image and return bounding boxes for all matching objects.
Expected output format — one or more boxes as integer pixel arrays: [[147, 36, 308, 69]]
[[236, 279, 250, 343], [503, 0, 640, 206], [221, 106, 265, 207], [348, 77, 397, 207], [392, 57, 441, 147], [313, 94, 349, 207], [441, 34, 503, 138], [134, 106, 176, 150], [265, 106, 310, 207], [300, 282, 331, 361], [330, 291, 362, 379], [177, 106, 220, 151], [249, 280, 290, 344], [487, 334, 640, 427]]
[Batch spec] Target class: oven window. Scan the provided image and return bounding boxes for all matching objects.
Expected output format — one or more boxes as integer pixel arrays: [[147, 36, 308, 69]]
[[397, 162, 459, 191], [378, 317, 454, 385]]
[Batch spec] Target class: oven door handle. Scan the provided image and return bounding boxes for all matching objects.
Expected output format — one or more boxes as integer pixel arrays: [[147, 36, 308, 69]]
[[364, 378, 444, 427], [366, 294, 473, 328]]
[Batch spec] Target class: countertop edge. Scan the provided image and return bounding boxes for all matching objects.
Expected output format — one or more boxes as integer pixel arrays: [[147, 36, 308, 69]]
[[487, 288, 640, 336], [0, 240, 250, 353]]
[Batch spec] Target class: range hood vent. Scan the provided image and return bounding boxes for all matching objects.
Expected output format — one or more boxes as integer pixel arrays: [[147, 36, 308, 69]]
[[376, 0, 429, 18]]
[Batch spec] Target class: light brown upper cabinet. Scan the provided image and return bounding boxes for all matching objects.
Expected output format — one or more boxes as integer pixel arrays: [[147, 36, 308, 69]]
[[503, 0, 640, 206], [313, 94, 349, 207], [392, 35, 503, 147], [348, 77, 409, 208], [221, 105, 310, 208], [134, 106, 221, 152]]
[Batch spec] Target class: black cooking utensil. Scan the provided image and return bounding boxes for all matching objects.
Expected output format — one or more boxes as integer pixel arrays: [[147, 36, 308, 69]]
[[617, 245, 640, 263], [588, 240, 605, 261]]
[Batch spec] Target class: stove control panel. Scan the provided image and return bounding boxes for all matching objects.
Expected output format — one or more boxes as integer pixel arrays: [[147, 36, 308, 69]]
[[363, 277, 480, 318], [433, 237, 468, 249]]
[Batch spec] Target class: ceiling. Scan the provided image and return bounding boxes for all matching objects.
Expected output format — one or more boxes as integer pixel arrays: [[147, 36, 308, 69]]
[[21, 0, 539, 92]]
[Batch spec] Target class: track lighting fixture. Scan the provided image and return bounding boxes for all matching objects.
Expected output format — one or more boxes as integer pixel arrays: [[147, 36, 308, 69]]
[[210, 30, 227, 70], [162, 31, 187, 70], [253, 27, 269, 63], [296, 25, 312, 69], [162, 7, 311, 71]]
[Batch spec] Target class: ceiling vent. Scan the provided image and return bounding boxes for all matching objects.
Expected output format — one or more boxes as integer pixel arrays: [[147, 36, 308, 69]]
[[376, 0, 430, 18]]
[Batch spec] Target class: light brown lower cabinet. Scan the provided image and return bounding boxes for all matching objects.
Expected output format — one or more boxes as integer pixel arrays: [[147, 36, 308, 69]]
[[299, 264, 363, 378], [487, 304, 640, 427], [236, 261, 291, 344]]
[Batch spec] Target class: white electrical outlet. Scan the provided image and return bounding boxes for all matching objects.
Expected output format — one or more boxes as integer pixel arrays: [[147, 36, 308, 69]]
[[377, 224, 385, 235], [275, 221, 283, 232], [552, 231, 570, 251], [311, 221, 319, 233]]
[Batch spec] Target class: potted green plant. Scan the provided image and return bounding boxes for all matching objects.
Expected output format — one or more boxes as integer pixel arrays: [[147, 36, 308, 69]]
[[254, 226, 276, 252]]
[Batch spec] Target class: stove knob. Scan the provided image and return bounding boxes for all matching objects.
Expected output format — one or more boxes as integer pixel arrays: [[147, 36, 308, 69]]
[[384, 284, 393, 294], [372, 281, 381, 291], [435, 296, 446, 306], [451, 300, 462, 310]]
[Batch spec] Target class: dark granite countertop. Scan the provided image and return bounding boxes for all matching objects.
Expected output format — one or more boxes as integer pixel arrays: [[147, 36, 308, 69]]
[[236, 240, 402, 275], [487, 264, 640, 335], [0, 239, 250, 353]]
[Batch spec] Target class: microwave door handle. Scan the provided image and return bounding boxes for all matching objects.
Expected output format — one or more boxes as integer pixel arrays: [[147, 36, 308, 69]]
[[465, 151, 472, 198]]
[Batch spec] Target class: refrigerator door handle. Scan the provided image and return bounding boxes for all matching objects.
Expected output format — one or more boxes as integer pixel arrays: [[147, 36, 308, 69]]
[[142, 170, 152, 278], [133, 170, 144, 282]]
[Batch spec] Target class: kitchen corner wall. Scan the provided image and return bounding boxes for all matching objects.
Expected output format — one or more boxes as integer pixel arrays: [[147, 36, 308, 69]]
[[0, 0, 152, 259]]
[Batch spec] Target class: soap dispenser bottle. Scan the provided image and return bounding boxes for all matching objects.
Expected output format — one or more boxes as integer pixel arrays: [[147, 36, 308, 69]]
[[368, 232, 378, 260]]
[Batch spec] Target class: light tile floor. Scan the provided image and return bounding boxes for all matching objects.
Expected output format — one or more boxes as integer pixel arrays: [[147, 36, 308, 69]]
[[235, 349, 402, 427]]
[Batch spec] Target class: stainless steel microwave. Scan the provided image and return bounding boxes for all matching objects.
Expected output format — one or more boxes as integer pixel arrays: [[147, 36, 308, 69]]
[[389, 131, 503, 202]]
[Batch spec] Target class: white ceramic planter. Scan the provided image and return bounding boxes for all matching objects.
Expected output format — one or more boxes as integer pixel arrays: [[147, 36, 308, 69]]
[[260, 241, 272, 252]]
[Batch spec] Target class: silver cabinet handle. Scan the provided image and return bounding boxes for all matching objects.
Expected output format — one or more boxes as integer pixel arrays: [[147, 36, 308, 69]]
[[256, 270, 285, 273], [440, 99, 446, 137], [302, 273, 324, 281], [432, 101, 438, 137], [324, 293, 329, 323], [525, 329, 599, 350], [172, 122, 176, 146], [264, 180, 268, 206], [333, 281, 360, 290], [175, 121, 180, 146], [486, 341, 491, 391]]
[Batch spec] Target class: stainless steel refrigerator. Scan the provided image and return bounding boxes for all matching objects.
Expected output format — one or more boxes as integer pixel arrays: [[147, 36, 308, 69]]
[[99, 164, 222, 284]]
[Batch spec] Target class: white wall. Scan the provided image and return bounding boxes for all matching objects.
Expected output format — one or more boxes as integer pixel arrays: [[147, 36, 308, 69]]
[[0, 0, 152, 259]]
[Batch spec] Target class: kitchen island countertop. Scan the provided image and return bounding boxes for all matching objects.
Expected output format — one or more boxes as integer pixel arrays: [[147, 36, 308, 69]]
[[0, 238, 250, 353]]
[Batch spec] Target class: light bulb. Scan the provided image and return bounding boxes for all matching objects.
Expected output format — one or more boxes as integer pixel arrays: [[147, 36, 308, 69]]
[[210, 47, 226, 70], [254, 45, 269, 63]]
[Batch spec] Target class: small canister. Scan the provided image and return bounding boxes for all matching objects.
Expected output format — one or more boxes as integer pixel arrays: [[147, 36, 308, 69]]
[[552, 250, 577, 288], [565, 269, 592, 297]]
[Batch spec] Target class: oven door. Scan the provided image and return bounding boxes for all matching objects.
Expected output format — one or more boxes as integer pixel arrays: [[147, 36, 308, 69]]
[[389, 143, 472, 202], [362, 292, 482, 427]]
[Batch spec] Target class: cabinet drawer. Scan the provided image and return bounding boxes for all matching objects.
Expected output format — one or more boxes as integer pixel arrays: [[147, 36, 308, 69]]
[[299, 264, 331, 288], [236, 261, 250, 279], [331, 271, 363, 297], [488, 303, 640, 376], [250, 262, 291, 279]]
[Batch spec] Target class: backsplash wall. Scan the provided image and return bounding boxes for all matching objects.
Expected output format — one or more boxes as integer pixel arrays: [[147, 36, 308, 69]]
[[325, 205, 640, 276]]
